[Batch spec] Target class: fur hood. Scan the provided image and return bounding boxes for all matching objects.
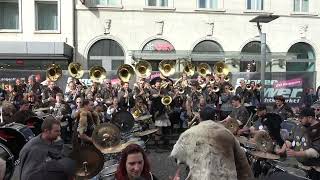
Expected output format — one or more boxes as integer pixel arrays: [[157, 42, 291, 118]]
[[171, 120, 253, 180]]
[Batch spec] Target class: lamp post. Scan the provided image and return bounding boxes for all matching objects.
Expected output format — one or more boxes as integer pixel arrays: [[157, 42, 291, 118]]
[[249, 14, 279, 103]]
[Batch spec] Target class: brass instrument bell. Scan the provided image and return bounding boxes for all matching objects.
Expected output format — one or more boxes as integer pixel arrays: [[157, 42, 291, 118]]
[[183, 62, 195, 77], [228, 86, 235, 93], [246, 84, 252, 90], [224, 75, 230, 82], [117, 64, 135, 83], [178, 87, 185, 94], [159, 60, 176, 77], [256, 83, 262, 90], [132, 108, 142, 118], [161, 95, 172, 106], [213, 61, 229, 76], [89, 66, 107, 83], [213, 85, 220, 92], [68, 62, 84, 79], [197, 63, 211, 77], [135, 60, 152, 78], [209, 77, 215, 84], [46, 64, 62, 82]]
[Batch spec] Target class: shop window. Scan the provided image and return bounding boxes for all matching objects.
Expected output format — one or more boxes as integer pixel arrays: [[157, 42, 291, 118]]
[[0, 0, 20, 30], [286, 42, 315, 72], [147, 0, 169, 7], [246, 0, 263, 10], [294, 0, 308, 12], [95, 0, 120, 6], [192, 40, 224, 54], [88, 39, 125, 71], [35, 0, 59, 31]]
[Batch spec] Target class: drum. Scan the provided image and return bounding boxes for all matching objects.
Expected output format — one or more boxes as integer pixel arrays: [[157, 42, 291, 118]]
[[25, 116, 43, 135], [0, 123, 35, 159], [269, 159, 310, 180], [99, 159, 119, 180], [0, 142, 14, 180], [127, 137, 146, 150]]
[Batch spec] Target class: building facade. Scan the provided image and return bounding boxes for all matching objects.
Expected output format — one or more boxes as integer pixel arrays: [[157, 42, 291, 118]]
[[75, 0, 319, 88], [0, 0, 74, 71]]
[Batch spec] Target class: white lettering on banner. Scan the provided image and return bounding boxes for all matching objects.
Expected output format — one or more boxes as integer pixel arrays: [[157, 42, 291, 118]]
[[264, 88, 303, 98], [235, 78, 278, 86], [264, 98, 300, 103]]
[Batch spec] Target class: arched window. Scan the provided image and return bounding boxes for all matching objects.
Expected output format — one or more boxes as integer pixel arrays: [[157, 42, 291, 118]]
[[240, 41, 270, 72], [192, 40, 224, 67], [87, 39, 124, 71], [286, 42, 315, 72], [142, 39, 175, 71]]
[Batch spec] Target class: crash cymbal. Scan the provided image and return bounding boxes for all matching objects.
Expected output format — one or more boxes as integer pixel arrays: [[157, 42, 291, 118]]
[[221, 118, 239, 134], [236, 136, 249, 144], [100, 142, 128, 154], [250, 151, 280, 160], [135, 115, 153, 121], [133, 129, 158, 137], [254, 130, 274, 153], [33, 107, 51, 112], [70, 146, 104, 178], [111, 111, 134, 132], [236, 136, 257, 150], [92, 123, 121, 153]]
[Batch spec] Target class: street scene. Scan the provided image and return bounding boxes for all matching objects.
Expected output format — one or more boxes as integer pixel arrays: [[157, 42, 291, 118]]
[[0, 0, 320, 180]]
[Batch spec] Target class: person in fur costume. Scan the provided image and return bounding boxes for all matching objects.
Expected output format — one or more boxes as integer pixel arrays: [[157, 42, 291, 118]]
[[170, 106, 253, 180]]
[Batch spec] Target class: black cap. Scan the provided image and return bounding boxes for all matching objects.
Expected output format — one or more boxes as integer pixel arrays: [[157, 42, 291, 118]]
[[299, 108, 315, 117], [256, 104, 267, 111]]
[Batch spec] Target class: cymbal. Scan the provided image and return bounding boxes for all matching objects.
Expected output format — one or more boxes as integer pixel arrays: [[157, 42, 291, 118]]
[[100, 143, 128, 154], [133, 129, 158, 137], [33, 107, 51, 112], [92, 123, 121, 153], [250, 151, 280, 160], [111, 111, 134, 132], [236, 136, 249, 144], [221, 118, 239, 134], [70, 146, 104, 178], [135, 115, 153, 121], [254, 130, 274, 153]]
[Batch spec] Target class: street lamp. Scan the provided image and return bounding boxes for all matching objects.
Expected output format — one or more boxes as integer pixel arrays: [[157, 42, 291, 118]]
[[249, 14, 279, 103]]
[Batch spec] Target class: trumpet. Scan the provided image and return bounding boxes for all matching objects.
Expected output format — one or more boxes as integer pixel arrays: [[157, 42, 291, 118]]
[[197, 86, 202, 93], [212, 85, 220, 93], [227, 86, 235, 93], [209, 77, 215, 84], [161, 95, 172, 106], [224, 75, 230, 82], [246, 84, 252, 90], [178, 87, 185, 94], [256, 83, 262, 90]]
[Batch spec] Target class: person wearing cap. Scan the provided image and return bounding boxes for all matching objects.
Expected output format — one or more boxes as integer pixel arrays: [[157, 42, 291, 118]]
[[12, 116, 66, 180], [273, 95, 294, 120], [276, 107, 320, 180], [243, 104, 284, 146]]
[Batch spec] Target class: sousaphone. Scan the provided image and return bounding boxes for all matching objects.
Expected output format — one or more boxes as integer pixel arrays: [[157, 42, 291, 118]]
[[135, 60, 152, 78], [159, 60, 176, 77], [213, 61, 229, 76], [46, 64, 62, 82], [197, 63, 211, 77], [68, 62, 84, 79], [117, 64, 135, 82], [89, 66, 107, 83], [183, 62, 195, 77]]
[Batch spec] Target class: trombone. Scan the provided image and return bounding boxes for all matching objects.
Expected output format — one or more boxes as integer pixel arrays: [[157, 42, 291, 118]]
[[159, 60, 176, 77], [117, 64, 135, 83], [68, 62, 84, 79], [89, 66, 107, 83], [46, 64, 62, 82], [135, 60, 151, 78]]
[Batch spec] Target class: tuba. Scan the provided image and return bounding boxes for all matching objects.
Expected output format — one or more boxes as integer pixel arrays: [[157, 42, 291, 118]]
[[213, 61, 229, 76], [68, 62, 84, 79], [183, 62, 195, 77], [89, 66, 107, 83], [159, 60, 176, 77], [46, 64, 62, 82], [197, 63, 211, 77], [117, 64, 135, 83], [161, 95, 172, 106], [135, 60, 152, 78]]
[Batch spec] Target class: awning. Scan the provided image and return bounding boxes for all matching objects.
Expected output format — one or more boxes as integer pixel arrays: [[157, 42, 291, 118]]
[[0, 41, 73, 60]]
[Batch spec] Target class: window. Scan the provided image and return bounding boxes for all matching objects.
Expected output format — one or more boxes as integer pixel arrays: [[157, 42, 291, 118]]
[[0, 0, 20, 30], [147, 0, 168, 7], [294, 0, 309, 12], [35, 0, 59, 31], [246, 0, 263, 10], [95, 0, 120, 6], [198, 0, 219, 9]]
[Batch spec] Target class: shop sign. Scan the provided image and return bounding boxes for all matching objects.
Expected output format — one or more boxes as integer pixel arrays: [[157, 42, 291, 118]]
[[143, 39, 174, 52]]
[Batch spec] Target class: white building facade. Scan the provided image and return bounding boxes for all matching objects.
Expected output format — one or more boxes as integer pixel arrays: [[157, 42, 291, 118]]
[[0, 0, 74, 70]]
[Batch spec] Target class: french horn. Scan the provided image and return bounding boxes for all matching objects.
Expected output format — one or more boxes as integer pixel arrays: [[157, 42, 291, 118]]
[[117, 64, 135, 83], [197, 63, 211, 77], [159, 60, 176, 77], [68, 62, 84, 79], [135, 60, 152, 78], [46, 64, 62, 82], [89, 66, 107, 83]]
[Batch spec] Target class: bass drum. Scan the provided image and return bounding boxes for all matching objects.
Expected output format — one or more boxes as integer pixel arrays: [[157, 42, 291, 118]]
[[0, 123, 35, 160], [0, 142, 15, 180]]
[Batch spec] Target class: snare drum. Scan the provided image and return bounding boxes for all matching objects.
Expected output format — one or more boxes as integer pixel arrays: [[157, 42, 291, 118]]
[[0, 142, 14, 180], [0, 123, 35, 159]]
